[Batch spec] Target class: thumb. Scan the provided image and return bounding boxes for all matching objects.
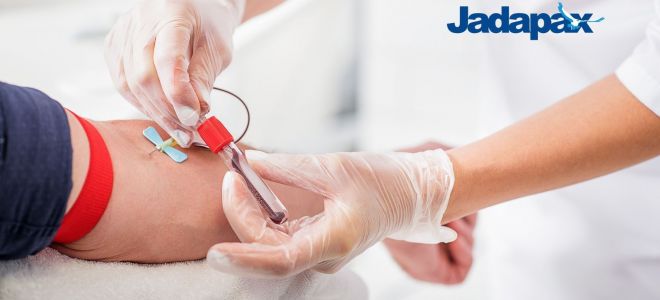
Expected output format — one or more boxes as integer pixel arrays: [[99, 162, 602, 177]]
[[153, 21, 201, 127], [222, 171, 289, 245]]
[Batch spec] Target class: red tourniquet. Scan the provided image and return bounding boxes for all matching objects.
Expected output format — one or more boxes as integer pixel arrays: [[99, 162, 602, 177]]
[[53, 113, 113, 244]]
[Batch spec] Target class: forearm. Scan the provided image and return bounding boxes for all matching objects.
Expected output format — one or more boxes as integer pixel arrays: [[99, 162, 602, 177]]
[[444, 75, 660, 222], [57, 118, 322, 263], [242, 0, 284, 22]]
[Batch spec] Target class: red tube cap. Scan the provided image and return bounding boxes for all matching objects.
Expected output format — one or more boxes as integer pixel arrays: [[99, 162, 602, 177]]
[[198, 116, 234, 153]]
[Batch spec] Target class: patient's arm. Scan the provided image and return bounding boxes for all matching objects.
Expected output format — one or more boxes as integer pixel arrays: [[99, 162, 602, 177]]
[[53, 114, 323, 263]]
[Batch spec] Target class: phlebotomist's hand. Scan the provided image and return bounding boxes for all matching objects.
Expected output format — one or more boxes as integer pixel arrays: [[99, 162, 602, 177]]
[[207, 150, 458, 277], [104, 0, 245, 147]]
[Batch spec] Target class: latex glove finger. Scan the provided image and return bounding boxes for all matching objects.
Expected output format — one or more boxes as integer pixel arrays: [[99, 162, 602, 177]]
[[113, 60, 145, 112], [131, 36, 179, 121], [188, 42, 227, 116], [104, 19, 144, 112], [132, 35, 198, 146], [123, 43, 196, 146], [210, 171, 335, 277], [207, 220, 332, 278], [221, 171, 291, 245], [245, 150, 335, 196], [122, 75, 194, 146], [153, 20, 201, 127], [221, 171, 327, 244]]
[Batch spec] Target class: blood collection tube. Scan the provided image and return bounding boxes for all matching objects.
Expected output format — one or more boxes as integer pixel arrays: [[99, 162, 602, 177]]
[[197, 116, 288, 224]]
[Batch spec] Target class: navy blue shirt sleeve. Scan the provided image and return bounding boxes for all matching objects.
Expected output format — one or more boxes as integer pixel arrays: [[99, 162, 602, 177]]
[[0, 81, 72, 260]]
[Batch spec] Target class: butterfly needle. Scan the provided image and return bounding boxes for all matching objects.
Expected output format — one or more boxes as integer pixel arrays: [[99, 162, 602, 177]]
[[149, 138, 177, 155]]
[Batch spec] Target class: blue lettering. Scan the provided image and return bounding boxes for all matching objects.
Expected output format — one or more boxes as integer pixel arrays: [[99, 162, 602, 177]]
[[530, 13, 552, 40], [570, 13, 595, 33], [550, 13, 566, 33], [467, 13, 489, 33], [447, 5, 603, 40], [488, 7, 510, 33], [510, 13, 529, 33], [447, 6, 469, 33]]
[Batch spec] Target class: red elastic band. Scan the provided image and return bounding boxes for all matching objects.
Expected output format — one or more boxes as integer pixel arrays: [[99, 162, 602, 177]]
[[53, 113, 113, 244]]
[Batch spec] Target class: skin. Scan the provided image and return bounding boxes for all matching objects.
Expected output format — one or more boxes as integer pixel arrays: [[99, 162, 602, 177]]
[[444, 75, 660, 223], [384, 214, 476, 284], [243, 0, 284, 21], [53, 115, 323, 263], [386, 75, 659, 284]]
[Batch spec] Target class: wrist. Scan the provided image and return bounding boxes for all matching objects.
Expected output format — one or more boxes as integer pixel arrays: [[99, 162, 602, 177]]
[[444, 149, 468, 223], [423, 149, 455, 226], [387, 150, 456, 243]]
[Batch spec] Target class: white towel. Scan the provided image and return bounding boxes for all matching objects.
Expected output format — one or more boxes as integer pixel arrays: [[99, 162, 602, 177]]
[[0, 248, 367, 300]]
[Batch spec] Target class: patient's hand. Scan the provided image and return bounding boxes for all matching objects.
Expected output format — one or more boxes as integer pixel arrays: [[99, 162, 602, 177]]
[[53, 119, 323, 263], [384, 214, 477, 284]]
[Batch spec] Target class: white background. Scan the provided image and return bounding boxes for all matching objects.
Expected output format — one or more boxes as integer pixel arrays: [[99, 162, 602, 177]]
[[0, 0, 487, 298]]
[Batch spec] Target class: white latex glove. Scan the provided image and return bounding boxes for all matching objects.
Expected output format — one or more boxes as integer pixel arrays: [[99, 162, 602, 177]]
[[104, 0, 245, 146], [207, 150, 457, 277]]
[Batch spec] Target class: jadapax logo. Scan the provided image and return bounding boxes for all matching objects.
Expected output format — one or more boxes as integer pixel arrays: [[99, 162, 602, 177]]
[[447, 2, 605, 40]]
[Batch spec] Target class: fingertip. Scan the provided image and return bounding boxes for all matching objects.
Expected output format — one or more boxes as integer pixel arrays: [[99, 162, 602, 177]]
[[171, 129, 193, 147], [206, 243, 290, 278], [245, 150, 268, 162], [191, 80, 212, 107], [221, 171, 242, 206], [174, 105, 199, 127], [222, 170, 237, 190], [206, 248, 232, 272], [222, 171, 251, 205], [244, 150, 271, 177], [222, 171, 243, 213], [439, 226, 458, 243]]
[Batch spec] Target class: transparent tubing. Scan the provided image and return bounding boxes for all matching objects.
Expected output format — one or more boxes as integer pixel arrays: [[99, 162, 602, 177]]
[[219, 142, 289, 224]]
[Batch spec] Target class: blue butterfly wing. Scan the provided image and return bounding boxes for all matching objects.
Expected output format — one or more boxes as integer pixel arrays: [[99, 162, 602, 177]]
[[143, 127, 164, 146], [163, 147, 188, 163]]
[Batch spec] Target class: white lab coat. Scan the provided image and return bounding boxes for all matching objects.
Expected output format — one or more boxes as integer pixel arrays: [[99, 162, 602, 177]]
[[359, 0, 659, 299], [478, 1, 660, 299]]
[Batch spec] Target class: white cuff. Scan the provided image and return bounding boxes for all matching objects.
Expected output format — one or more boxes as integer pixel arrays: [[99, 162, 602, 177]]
[[616, 56, 660, 116]]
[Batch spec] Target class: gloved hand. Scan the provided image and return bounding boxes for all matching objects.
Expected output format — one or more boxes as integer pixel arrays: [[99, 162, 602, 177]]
[[104, 0, 245, 146], [207, 150, 457, 277]]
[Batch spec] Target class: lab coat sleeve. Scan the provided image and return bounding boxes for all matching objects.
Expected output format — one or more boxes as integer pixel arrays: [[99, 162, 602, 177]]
[[616, 2, 660, 116]]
